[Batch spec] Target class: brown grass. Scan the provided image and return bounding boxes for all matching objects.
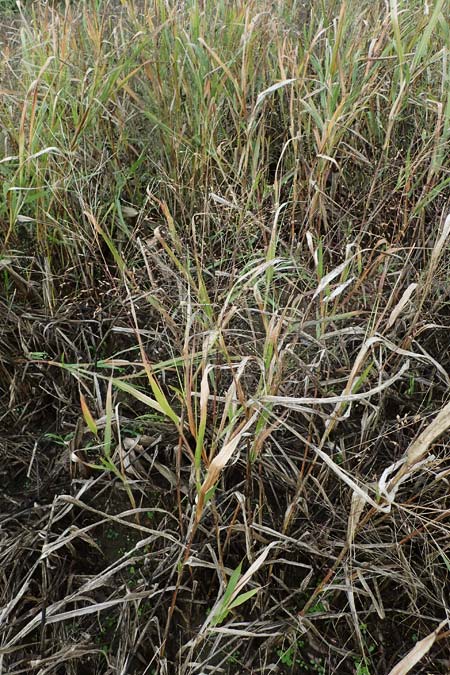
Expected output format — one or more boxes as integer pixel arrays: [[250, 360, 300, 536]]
[[1, 1, 449, 673]]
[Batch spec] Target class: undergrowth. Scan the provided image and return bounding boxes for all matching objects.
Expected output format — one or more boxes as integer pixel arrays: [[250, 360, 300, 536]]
[[1, 1, 449, 673]]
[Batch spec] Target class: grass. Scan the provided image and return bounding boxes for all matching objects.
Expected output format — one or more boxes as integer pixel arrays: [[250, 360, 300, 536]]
[[1, 0, 450, 673]]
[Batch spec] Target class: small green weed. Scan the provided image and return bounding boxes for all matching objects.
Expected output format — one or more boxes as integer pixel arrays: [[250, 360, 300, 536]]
[[105, 527, 119, 541], [307, 601, 326, 615], [354, 661, 371, 675], [277, 639, 325, 673]]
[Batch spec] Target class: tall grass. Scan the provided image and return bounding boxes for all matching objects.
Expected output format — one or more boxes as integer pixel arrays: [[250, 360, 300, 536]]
[[1, 1, 449, 673]]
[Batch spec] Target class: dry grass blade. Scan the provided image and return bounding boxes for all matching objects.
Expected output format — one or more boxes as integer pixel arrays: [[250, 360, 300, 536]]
[[387, 283, 418, 328], [346, 490, 367, 547], [261, 360, 410, 408], [379, 399, 450, 504], [429, 213, 450, 270], [313, 250, 355, 299], [233, 541, 278, 595], [406, 399, 450, 467], [196, 412, 258, 521], [387, 620, 447, 675], [377, 399, 450, 507]]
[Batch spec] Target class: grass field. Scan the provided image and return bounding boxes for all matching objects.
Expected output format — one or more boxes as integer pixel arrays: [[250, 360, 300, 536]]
[[1, 0, 450, 673]]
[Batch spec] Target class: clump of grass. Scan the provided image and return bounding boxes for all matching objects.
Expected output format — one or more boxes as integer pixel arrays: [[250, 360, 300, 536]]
[[1, 1, 450, 674]]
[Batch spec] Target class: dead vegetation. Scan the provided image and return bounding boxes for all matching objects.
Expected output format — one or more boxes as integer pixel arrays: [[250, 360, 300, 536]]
[[1, 1, 449, 673]]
